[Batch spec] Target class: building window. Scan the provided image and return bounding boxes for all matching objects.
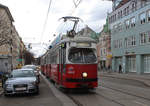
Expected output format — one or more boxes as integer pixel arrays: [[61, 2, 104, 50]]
[[148, 31, 150, 43], [115, 14, 117, 21], [103, 48, 106, 55], [127, 6, 129, 15], [125, 19, 130, 29], [125, 36, 136, 47], [131, 36, 136, 46], [140, 32, 146, 44], [132, 3, 135, 12], [127, 56, 136, 72], [127, 37, 132, 47], [118, 23, 122, 31], [100, 49, 103, 56], [113, 25, 117, 33], [140, 12, 146, 24], [119, 39, 122, 48], [110, 17, 112, 23], [114, 39, 122, 48], [125, 38, 128, 48], [141, 0, 146, 8], [144, 55, 150, 73], [118, 12, 120, 19], [120, 10, 122, 18], [131, 17, 136, 27], [124, 8, 127, 16], [147, 10, 150, 22], [114, 40, 117, 48], [109, 17, 111, 23]]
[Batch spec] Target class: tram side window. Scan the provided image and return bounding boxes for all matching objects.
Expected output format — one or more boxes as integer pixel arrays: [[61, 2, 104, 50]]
[[51, 53, 58, 64]]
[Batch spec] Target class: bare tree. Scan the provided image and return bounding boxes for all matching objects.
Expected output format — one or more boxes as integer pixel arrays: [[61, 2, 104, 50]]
[[0, 17, 12, 46], [23, 50, 35, 65]]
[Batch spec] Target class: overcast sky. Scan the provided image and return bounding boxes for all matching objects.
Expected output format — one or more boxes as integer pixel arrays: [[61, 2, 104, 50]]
[[0, 0, 112, 57]]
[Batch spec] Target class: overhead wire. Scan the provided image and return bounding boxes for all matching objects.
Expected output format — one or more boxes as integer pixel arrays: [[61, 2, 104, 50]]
[[40, 0, 53, 45], [39, 0, 83, 57], [39, 0, 53, 55]]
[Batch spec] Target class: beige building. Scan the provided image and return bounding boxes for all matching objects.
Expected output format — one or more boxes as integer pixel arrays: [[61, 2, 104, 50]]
[[0, 4, 25, 70], [11, 25, 26, 68], [97, 19, 112, 71], [0, 4, 14, 56]]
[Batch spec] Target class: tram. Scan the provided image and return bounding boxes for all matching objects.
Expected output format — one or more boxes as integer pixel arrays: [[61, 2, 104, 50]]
[[41, 16, 98, 89]]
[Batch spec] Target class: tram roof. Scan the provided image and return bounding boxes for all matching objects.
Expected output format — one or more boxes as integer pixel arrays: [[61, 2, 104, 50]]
[[60, 36, 96, 44]]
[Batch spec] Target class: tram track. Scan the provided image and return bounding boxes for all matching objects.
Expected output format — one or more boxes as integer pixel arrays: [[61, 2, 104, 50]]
[[64, 89, 126, 106], [101, 75, 150, 88], [101, 85, 150, 101], [66, 94, 84, 106], [95, 91, 126, 106]]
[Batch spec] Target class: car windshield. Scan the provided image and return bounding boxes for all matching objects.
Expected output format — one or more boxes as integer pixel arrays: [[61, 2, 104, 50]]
[[68, 48, 97, 63], [11, 70, 35, 78]]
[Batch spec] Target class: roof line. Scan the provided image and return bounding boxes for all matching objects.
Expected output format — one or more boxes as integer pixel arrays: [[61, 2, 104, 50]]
[[0, 4, 14, 22]]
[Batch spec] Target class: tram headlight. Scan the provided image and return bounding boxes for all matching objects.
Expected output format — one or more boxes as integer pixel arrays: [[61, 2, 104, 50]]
[[82, 72, 88, 78]]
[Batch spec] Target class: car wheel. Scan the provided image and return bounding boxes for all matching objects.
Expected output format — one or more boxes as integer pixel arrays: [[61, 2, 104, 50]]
[[4, 93, 9, 97], [35, 86, 39, 95]]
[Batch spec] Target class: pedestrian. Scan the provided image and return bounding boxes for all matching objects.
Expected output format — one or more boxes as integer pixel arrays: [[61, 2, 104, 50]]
[[108, 65, 111, 73], [119, 64, 122, 73]]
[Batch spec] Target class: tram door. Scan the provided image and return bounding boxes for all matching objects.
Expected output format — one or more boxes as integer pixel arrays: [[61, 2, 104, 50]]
[[59, 43, 66, 84]]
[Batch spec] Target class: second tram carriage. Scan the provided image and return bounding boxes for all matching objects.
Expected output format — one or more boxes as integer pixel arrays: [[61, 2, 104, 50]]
[[40, 16, 98, 89]]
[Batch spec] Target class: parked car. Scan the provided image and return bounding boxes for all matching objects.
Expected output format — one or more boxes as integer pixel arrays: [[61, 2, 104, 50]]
[[22, 65, 40, 83], [4, 69, 39, 96]]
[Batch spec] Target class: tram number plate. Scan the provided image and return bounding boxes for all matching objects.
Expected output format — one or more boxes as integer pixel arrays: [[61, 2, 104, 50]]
[[15, 87, 26, 91]]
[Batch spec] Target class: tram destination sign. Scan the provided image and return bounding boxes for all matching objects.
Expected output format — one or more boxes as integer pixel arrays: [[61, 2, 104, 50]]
[[76, 42, 91, 47]]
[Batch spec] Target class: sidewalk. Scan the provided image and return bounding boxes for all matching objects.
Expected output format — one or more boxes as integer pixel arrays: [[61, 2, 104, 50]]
[[99, 71, 150, 87], [0, 79, 3, 96]]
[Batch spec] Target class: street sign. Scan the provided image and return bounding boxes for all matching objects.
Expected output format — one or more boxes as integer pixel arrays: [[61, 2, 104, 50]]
[[16, 59, 23, 62]]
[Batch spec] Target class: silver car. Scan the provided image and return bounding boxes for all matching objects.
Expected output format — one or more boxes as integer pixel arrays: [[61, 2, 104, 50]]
[[21, 65, 40, 83], [4, 69, 39, 96]]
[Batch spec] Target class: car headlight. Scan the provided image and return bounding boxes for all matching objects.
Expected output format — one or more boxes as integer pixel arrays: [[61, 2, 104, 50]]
[[82, 72, 88, 78], [30, 81, 37, 85]]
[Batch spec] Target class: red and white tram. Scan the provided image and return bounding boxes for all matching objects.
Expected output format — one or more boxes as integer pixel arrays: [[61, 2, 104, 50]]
[[41, 16, 98, 89]]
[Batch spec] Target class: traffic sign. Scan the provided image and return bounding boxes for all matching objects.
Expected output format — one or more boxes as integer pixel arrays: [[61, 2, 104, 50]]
[[16, 59, 23, 62]]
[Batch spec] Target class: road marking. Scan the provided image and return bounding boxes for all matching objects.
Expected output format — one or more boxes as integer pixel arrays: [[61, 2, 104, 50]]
[[134, 101, 148, 106]]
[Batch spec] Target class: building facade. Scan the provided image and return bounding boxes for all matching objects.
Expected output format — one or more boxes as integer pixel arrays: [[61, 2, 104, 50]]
[[0, 4, 25, 71], [11, 25, 25, 68], [108, 0, 150, 74], [76, 25, 96, 37], [97, 19, 112, 71], [0, 4, 14, 72]]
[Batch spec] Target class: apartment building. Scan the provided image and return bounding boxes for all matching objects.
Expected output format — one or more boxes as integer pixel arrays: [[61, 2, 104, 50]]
[[0, 4, 25, 71], [108, 0, 150, 74]]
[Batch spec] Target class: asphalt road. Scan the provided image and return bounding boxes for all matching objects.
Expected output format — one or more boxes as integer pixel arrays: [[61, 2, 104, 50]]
[[65, 76, 150, 106], [1, 74, 150, 106], [0, 77, 63, 106]]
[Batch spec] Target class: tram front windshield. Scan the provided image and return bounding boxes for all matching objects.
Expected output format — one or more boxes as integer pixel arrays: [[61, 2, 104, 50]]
[[68, 48, 96, 63]]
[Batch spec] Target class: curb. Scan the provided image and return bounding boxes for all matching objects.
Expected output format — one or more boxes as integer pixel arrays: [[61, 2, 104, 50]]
[[101, 74, 150, 87], [41, 74, 77, 106]]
